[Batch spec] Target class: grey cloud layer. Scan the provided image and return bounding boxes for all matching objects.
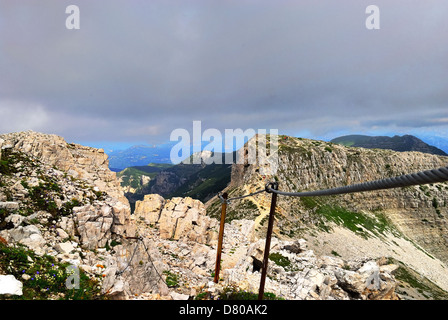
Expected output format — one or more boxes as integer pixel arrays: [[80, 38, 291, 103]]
[[1, 0, 447, 143]]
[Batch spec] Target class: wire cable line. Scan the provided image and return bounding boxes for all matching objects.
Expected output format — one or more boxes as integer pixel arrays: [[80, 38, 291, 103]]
[[265, 166, 448, 197]]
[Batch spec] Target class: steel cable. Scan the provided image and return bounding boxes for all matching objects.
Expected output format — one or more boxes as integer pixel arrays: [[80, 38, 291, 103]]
[[218, 189, 266, 203], [115, 237, 167, 289], [265, 165, 448, 197]]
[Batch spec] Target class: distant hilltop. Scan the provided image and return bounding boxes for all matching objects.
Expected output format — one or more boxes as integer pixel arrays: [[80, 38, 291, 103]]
[[330, 134, 448, 156], [107, 144, 175, 170]]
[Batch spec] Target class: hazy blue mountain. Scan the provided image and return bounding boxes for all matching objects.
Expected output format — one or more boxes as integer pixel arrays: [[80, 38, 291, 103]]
[[107, 139, 241, 170], [107, 143, 176, 170], [417, 135, 448, 155], [330, 134, 447, 156]]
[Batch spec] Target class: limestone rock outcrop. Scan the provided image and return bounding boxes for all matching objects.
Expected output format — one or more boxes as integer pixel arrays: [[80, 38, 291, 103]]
[[222, 238, 399, 300], [135, 195, 218, 244], [134, 194, 164, 225], [223, 135, 448, 264], [131, 193, 399, 300], [0, 130, 135, 248], [0, 131, 152, 299], [1, 131, 127, 204]]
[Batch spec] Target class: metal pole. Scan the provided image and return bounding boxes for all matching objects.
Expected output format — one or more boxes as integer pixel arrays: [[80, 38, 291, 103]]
[[214, 192, 228, 283], [258, 182, 278, 300]]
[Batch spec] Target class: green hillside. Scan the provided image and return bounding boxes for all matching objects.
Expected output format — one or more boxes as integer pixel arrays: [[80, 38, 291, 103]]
[[117, 163, 173, 190], [167, 163, 231, 201]]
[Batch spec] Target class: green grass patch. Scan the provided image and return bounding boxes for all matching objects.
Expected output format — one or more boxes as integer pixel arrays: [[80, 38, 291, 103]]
[[300, 197, 319, 210], [391, 259, 448, 300], [269, 252, 292, 270], [0, 243, 103, 300], [315, 204, 398, 239], [218, 286, 284, 300], [163, 270, 179, 287]]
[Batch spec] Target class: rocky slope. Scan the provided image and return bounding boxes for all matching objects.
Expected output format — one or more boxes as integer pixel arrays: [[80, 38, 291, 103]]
[[131, 194, 401, 300], [0, 131, 147, 298], [0, 131, 404, 300], [206, 135, 448, 297]]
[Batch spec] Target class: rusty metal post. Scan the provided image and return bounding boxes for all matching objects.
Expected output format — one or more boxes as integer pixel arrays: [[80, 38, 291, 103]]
[[258, 182, 278, 300], [214, 192, 228, 283]]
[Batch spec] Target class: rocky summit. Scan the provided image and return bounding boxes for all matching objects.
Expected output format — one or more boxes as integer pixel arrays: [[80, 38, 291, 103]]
[[207, 134, 448, 299], [0, 131, 446, 300]]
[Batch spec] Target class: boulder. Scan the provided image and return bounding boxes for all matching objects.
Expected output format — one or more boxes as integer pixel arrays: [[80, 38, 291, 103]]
[[73, 204, 114, 249], [158, 197, 214, 244], [9, 225, 46, 254], [107, 279, 127, 300], [55, 228, 69, 240], [134, 194, 165, 225], [282, 239, 307, 254], [0, 202, 19, 211], [5, 214, 25, 228], [0, 275, 23, 296], [54, 242, 75, 254]]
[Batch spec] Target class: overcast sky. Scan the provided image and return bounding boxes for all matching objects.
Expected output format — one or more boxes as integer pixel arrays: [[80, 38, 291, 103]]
[[1, 0, 447, 150]]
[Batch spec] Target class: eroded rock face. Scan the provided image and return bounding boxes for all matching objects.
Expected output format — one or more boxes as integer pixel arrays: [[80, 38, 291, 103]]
[[135, 195, 218, 244], [134, 194, 165, 225], [226, 135, 448, 264], [73, 204, 114, 249], [0, 131, 135, 248], [0, 131, 151, 299], [221, 237, 399, 300], [0, 131, 127, 204]]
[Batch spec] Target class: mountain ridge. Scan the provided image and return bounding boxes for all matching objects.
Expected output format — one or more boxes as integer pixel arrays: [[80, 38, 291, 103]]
[[107, 143, 175, 169], [1, 130, 406, 300], [206, 134, 448, 296], [331, 134, 447, 156], [2, 131, 448, 300]]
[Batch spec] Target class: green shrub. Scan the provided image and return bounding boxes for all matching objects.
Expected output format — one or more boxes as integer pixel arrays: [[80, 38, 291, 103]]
[[60, 198, 82, 216], [218, 285, 283, 300], [0, 159, 14, 175], [269, 252, 291, 270], [163, 270, 179, 287], [0, 243, 103, 300], [432, 198, 439, 209], [28, 182, 60, 216]]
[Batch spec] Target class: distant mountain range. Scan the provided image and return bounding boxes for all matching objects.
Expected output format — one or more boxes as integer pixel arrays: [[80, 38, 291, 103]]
[[111, 134, 448, 209], [330, 134, 448, 156], [107, 143, 176, 171], [107, 141, 217, 171], [417, 135, 448, 155]]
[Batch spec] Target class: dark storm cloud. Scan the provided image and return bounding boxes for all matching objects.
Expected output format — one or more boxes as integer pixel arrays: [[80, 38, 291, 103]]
[[1, 0, 447, 144]]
